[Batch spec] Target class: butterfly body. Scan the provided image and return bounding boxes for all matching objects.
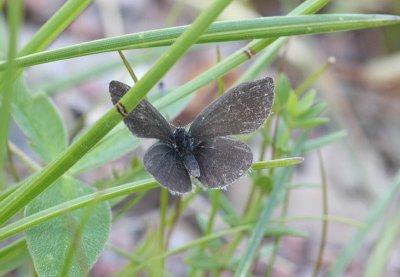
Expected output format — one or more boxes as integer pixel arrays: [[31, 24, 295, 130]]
[[171, 127, 200, 178], [109, 77, 274, 194]]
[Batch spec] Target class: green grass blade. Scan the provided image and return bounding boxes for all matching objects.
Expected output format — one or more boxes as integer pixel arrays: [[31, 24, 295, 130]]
[[235, 131, 309, 276], [18, 0, 93, 55], [154, 0, 331, 111], [237, 38, 287, 83], [0, 0, 232, 226], [0, 0, 22, 186], [38, 53, 155, 95], [328, 171, 400, 276], [2, 14, 399, 70], [365, 211, 400, 277], [302, 130, 348, 152], [0, 179, 158, 241], [364, 210, 400, 277], [0, 155, 299, 242], [0, 238, 30, 276], [130, 224, 308, 274], [0, 0, 93, 94]]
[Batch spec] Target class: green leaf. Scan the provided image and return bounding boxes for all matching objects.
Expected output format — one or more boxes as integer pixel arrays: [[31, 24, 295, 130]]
[[302, 130, 347, 152], [297, 89, 317, 116], [0, 179, 158, 242], [252, 157, 304, 170], [25, 178, 111, 277], [11, 80, 67, 162], [291, 117, 329, 128], [286, 92, 299, 117], [275, 74, 291, 107], [0, 238, 30, 276], [297, 101, 327, 119], [253, 175, 273, 193]]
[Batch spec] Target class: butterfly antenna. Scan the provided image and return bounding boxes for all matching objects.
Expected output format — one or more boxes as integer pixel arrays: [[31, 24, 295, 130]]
[[118, 50, 138, 83]]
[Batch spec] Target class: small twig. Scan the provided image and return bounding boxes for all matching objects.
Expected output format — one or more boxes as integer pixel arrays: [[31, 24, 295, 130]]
[[7, 142, 20, 182], [118, 50, 138, 83], [312, 149, 329, 277]]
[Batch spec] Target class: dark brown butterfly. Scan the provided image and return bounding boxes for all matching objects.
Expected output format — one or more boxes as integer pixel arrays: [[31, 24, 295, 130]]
[[110, 77, 274, 194]]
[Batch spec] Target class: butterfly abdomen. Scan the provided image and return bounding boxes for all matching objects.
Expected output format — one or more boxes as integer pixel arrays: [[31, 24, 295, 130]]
[[172, 127, 201, 178], [183, 154, 200, 178]]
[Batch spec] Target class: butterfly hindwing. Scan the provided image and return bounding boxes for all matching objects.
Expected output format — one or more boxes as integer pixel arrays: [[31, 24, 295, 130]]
[[109, 80, 173, 142], [143, 142, 193, 194], [189, 77, 274, 140], [194, 136, 253, 189]]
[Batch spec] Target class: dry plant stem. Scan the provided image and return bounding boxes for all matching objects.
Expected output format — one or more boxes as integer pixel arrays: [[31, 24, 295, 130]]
[[266, 121, 289, 276], [266, 190, 290, 276], [159, 188, 169, 272], [118, 50, 138, 83], [294, 57, 336, 95], [8, 142, 41, 173], [243, 116, 273, 218], [204, 190, 221, 244], [220, 114, 279, 273], [267, 55, 335, 275], [312, 149, 328, 277], [270, 115, 281, 169], [7, 143, 20, 182]]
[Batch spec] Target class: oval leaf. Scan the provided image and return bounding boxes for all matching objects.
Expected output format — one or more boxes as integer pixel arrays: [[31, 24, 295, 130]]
[[25, 178, 111, 277], [11, 80, 67, 162]]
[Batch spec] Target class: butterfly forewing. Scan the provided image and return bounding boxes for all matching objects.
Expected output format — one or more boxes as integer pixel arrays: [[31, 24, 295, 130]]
[[194, 136, 253, 189], [143, 142, 193, 194], [109, 80, 173, 142], [189, 77, 274, 140]]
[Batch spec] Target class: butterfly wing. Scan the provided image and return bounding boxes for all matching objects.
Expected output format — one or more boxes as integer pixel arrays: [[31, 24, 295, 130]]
[[143, 142, 193, 194], [194, 136, 253, 189], [109, 80, 173, 142], [188, 77, 274, 140]]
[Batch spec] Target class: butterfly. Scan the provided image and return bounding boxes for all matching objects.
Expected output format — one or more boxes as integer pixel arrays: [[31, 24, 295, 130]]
[[109, 77, 274, 194]]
